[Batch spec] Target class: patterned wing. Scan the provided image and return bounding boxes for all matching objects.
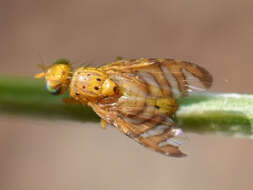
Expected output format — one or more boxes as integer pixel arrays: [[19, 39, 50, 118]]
[[100, 58, 213, 98], [95, 58, 212, 156], [90, 103, 187, 157]]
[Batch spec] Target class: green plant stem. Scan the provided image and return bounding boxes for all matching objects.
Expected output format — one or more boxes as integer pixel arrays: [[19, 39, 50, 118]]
[[0, 76, 253, 137]]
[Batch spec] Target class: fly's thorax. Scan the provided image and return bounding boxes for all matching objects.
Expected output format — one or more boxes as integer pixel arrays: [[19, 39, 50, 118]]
[[70, 67, 119, 103]]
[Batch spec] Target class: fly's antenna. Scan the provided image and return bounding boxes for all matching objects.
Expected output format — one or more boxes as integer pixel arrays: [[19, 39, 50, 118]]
[[34, 53, 48, 79], [38, 64, 48, 71], [38, 53, 46, 67], [34, 64, 48, 78]]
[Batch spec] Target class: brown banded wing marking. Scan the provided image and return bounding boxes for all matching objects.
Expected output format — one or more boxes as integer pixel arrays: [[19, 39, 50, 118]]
[[114, 115, 186, 157], [109, 68, 177, 123], [100, 58, 155, 71], [162, 59, 213, 95], [180, 60, 213, 88], [100, 58, 213, 97], [120, 115, 186, 157], [164, 64, 188, 93], [89, 103, 185, 157], [104, 59, 173, 97], [117, 115, 165, 137], [137, 64, 172, 97], [95, 58, 212, 156], [137, 71, 164, 97]]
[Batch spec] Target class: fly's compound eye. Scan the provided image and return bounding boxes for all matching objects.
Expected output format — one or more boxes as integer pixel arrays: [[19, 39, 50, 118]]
[[46, 81, 62, 95]]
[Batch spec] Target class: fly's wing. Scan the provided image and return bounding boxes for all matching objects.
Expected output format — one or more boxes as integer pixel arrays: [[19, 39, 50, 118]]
[[117, 115, 188, 157], [90, 102, 187, 157], [100, 58, 213, 98], [96, 58, 212, 157]]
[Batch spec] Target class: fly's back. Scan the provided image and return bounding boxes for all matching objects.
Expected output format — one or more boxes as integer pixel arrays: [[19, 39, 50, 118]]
[[70, 67, 119, 103]]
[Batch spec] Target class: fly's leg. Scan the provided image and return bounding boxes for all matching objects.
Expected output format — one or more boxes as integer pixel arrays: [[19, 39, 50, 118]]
[[100, 119, 108, 129], [62, 97, 80, 104]]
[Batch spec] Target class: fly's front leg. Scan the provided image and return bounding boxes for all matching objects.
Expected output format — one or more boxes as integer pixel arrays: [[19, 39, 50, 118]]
[[88, 102, 120, 130], [62, 97, 80, 104]]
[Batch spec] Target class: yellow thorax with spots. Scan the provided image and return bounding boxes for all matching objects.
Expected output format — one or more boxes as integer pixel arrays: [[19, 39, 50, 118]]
[[70, 67, 119, 102]]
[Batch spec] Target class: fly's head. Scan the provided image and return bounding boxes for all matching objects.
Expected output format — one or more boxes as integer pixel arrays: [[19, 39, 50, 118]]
[[71, 67, 119, 102], [35, 59, 73, 95]]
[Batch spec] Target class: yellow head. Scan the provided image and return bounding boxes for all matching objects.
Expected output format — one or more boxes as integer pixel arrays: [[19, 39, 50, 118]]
[[70, 67, 119, 102], [35, 59, 73, 95]]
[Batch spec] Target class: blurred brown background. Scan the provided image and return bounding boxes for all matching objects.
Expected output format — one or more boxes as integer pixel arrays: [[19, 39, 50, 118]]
[[1, 0, 253, 189]]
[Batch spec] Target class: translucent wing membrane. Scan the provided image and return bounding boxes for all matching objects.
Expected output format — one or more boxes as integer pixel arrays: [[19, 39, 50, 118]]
[[101, 58, 213, 98], [73, 91, 185, 156], [119, 115, 187, 157], [120, 105, 189, 156], [91, 96, 187, 157], [94, 58, 212, 156]]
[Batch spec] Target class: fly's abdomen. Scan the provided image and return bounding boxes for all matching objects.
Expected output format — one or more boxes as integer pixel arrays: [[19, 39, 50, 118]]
[[111, 73, 148, 117], [110, 72, 178, 123]]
